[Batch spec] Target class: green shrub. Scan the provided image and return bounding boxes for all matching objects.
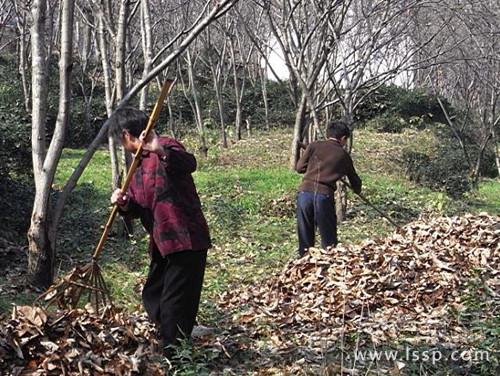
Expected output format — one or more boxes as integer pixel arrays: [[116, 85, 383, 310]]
[[0, 175, 33, 242], [356, 85, 449, 128], [400, 147, 471, 197], [364, 114, 409, 133]]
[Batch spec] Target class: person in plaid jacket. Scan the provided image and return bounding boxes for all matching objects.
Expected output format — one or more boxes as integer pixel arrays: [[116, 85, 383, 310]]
[[109, 107, 211, 356]]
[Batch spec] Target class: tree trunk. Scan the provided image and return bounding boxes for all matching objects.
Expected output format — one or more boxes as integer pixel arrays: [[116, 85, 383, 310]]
[[186, 49, 208, 155], [139, 0, 152, 110], [114, 1, 134, 238], [17, 12, 30, 112], [334, 107, 356, 221], [28, 210, 56, 288], [335, 182, 347, 223], [167, 98, 176, 137], [289, 94, 307, 170], [115, 0, 129, 102], [492, 126, 500, 177], [215, 80, 227, 147], [96, 13, 113, 116], [206, 31, 228, 148], [471, 132, 492, 188], [96, 9, 120, 193], [229, 37, 242, 141], [246, 116, 251, 138], [29, 0, 75, 287], [260, 64, 270, 131], [28, 0, 50, 287]]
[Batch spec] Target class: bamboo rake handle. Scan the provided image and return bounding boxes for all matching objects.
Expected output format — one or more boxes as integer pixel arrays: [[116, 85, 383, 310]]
[[92, 79, 176, 260], [341, 179, 400, 229]]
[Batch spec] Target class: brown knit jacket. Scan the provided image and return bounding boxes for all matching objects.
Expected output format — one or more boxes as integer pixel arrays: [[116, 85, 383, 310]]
[[296, 139, 362, 196]]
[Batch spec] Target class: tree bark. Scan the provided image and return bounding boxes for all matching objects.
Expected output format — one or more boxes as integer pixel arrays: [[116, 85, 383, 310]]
[[186, 48, 208, 156], [28, 0, 75, 288], [229, 36, 242, 141], [115, 0, 129, 102], [15, 8, 30, 112], [139, 0, 153, 110], [259, 64, 270, 131], [471, 132, 492, 188], [205, 30, 228, 148], [493, 126, 500, 177], [28, 0, 50, 287], [115, 0, 134, 236], [96, 7, 120, 193], [335, 182, 347, 223], [289, 94, 307, 170]]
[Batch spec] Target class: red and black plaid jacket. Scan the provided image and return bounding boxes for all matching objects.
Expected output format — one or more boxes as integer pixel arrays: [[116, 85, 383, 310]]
[[124, 136, 211, 257]]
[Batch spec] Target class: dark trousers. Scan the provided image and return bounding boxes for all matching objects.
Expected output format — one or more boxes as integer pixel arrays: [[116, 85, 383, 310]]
[[142, 248, 207, 349], [296, 191, 337, 256]]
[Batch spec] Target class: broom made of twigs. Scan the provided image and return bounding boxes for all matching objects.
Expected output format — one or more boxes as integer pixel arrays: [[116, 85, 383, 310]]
[[37, 79, 176, 313]]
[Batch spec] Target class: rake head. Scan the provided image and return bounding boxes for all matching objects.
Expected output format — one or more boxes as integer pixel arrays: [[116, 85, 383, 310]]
[[36, 259, 113, 313]]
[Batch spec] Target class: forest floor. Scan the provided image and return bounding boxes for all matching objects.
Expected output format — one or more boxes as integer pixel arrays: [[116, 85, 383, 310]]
[[1, 128, 499, 375]]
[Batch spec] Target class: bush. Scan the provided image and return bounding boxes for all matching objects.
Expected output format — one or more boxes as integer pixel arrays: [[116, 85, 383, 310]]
[[0, 175, 33, 242], [400, 146, 471, 197], [364, 114, 409, 133], [356, 85, 449, 129], [0, 57, 33, 241], [0, 60, 32, 180]]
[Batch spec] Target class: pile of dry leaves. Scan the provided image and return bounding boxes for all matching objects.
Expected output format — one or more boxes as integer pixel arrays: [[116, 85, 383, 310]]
[[220, 213, 499, 350], [0, 305, 163, 375]]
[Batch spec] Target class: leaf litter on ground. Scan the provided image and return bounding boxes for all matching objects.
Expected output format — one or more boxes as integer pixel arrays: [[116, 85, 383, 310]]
[[1, 213, 498, 374], [0, 305, 164, 375], [219, 213, 499, 354]]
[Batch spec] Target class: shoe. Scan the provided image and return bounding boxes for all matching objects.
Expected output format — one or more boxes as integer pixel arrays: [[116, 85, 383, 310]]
[[191, 325, 219, 338]]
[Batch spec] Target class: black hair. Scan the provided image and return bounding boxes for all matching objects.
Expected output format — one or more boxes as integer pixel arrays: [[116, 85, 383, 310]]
[[326, 120, 351, 139], [108, 107, 148, 140]]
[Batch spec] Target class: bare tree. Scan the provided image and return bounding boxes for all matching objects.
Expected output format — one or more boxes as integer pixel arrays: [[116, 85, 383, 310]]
[[139, 0, 153, 110], [28, 0, 75, 287], [415, 0, 500, 184], [0, 0, 15, 50], [11, 0, 31, 111], [263, 0, 343, 168], [258, 0, 464, 219], [227, 7, 257, 141], [27, 0, 239, 287], [177, 44, 208, 155], [201, 21, 229, 147], [73, 2, 98, 135]]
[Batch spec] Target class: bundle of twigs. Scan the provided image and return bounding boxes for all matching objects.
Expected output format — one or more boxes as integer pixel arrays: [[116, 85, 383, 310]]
[[37, 79, 176, 313]]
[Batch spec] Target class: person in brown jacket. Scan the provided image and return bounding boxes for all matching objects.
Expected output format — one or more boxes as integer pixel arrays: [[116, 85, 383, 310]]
[[295, 120, 362, 257]]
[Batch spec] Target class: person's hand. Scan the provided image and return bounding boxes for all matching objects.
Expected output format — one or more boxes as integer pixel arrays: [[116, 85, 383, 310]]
[[111, 189, 129, 209], [140, 130, 165, 157]]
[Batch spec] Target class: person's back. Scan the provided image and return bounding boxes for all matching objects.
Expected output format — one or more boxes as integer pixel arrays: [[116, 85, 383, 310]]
[[128, 135, 210, 255], [295, 120, 361, 257], [296, 139, 361, 196]]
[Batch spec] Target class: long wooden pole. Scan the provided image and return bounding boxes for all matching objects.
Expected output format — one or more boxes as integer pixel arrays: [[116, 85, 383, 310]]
[[92, 79, 176, 260], [341, 179, 400, 229]]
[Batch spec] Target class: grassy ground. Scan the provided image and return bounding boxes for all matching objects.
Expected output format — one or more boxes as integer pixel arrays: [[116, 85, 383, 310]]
[[1, 128, 499, 374]]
